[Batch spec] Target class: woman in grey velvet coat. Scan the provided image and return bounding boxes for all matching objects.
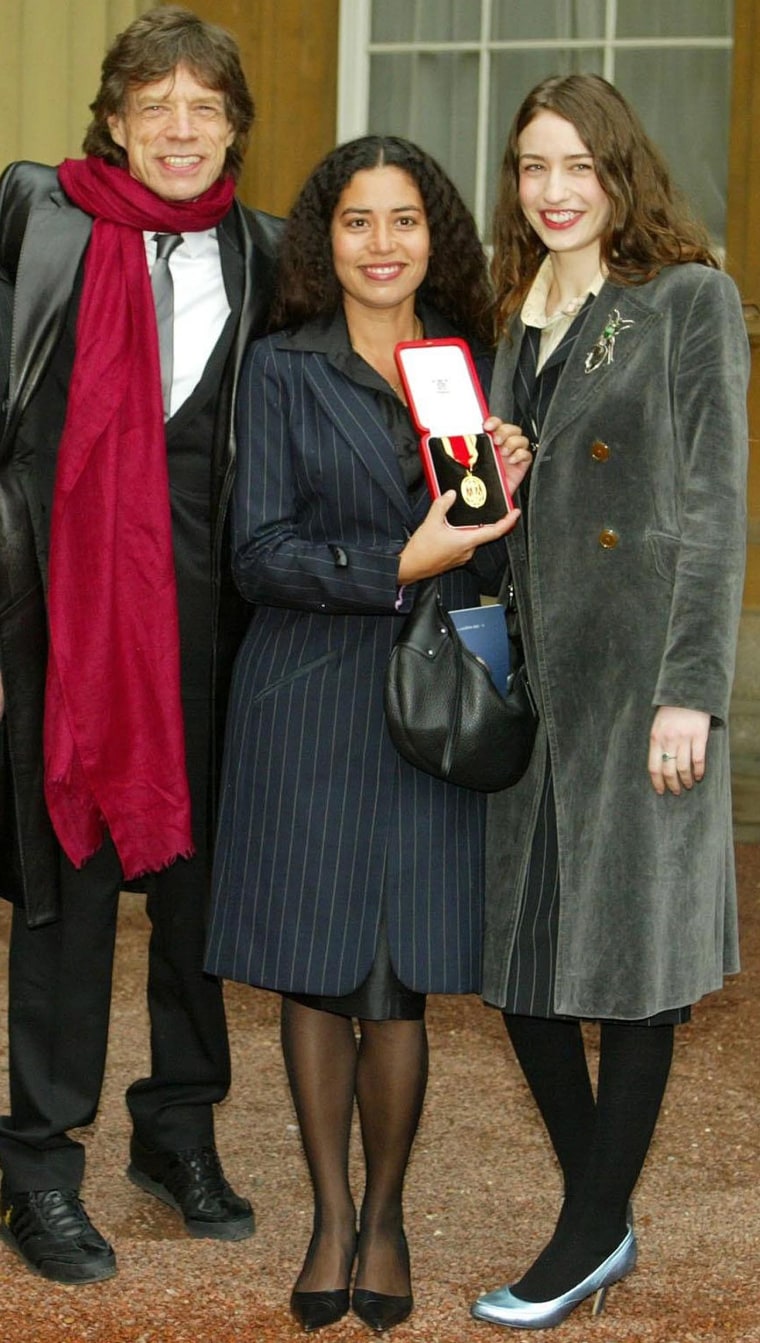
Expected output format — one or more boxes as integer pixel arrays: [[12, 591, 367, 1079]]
[[471, 76, 749, 1333]]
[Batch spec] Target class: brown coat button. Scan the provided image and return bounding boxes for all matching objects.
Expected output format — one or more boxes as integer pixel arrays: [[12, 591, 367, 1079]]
[[598, 528, 619, 549], [591, 440, 610, 461]]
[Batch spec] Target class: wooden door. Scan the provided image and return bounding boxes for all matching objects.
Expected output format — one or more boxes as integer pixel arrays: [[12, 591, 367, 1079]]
[[188, 0, 340, 215]]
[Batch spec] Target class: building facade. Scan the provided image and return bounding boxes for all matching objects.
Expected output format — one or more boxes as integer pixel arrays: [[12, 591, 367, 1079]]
[[1, 0, 758, 828]]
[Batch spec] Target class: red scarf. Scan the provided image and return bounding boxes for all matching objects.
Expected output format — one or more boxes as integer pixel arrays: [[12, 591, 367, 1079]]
[[44, 157, 235, 877]]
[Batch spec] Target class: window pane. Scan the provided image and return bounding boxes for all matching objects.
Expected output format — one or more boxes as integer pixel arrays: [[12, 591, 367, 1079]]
[[485, 49, 605, 238], [368, 53, 480, 210], [357, 0, 733, 243], [615, 49, 730, 244], [616, 0, 731, 39], [492, 0, 605, 41], [371, 0, 481, 43]]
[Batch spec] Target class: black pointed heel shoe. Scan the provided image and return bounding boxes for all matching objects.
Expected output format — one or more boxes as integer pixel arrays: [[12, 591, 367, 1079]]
[[290, 1287, 350, 1332], [352, 1287, 413, 1333]]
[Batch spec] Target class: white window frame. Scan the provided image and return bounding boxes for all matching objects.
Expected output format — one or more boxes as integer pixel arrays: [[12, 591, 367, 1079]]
[[338, 0, 733, 237]]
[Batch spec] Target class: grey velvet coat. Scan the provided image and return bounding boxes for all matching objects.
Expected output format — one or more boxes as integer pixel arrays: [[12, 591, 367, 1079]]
[[484, 264, 748, 1019]]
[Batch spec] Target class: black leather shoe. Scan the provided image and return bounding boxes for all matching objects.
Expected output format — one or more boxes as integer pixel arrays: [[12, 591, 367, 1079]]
[[352, 1287, 413, 1333], [0, 1185, 116, 1284], [127, 1137, 254, 1240], [290, 1288, 350, 1332]]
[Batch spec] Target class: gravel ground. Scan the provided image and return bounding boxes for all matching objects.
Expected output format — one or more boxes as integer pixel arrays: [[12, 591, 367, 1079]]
[[0, 845, 758, 1343]]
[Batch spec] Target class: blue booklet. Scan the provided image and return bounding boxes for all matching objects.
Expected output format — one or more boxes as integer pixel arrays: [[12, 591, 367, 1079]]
[[450, 603, 510, 696]]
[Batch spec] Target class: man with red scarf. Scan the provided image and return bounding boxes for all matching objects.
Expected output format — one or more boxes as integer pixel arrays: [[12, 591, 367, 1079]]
[[0, 6, 282, 1283]]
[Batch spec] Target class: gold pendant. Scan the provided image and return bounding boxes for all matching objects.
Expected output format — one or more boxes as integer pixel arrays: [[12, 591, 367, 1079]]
[[460, 473, 487, 508]]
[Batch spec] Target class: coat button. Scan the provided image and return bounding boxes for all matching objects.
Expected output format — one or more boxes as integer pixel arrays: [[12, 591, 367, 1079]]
[[598, 528, 619, 549], [590, 439, 610, 461]]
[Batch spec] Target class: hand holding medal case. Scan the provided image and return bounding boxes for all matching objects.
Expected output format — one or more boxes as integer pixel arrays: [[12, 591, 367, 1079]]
[[394, 338, 513, 527]]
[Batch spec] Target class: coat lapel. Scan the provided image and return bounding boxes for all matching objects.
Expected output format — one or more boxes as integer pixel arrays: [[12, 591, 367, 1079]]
[[7, 194, 91, 440], [490, 332, 523, 421], [537, 282, 659, 449], [210, 204, 281, 524], [218, 205, 252, 372], [219, 203, 283, 372], [218, 211, 245, 324], [302, 357, 416, 523]]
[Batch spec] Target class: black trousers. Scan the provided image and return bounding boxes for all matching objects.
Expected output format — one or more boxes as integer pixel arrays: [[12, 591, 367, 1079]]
[[0, 698, 230, 1192]]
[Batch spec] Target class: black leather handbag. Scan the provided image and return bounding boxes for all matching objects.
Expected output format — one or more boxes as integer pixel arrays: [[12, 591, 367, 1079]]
[[384, 579, 538, 792]]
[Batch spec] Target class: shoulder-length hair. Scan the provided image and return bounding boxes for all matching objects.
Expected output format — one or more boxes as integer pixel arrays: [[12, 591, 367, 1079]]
[[492, 73, 719, 330], [271, 135, 494, 346], [83, 5, 253, 181]]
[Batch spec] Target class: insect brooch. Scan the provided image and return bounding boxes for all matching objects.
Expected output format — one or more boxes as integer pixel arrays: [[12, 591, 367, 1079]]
[[584, 309, 635, 373]]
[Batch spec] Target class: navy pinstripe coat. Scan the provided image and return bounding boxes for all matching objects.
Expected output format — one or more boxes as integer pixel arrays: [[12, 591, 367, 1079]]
[[205, 317, 506, 996]]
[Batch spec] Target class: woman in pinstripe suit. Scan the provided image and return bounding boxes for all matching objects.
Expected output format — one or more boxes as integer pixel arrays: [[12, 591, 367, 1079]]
[[206, 137, 530, 1333]]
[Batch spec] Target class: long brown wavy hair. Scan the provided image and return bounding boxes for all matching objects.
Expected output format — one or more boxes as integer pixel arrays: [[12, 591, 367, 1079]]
[[492, 73, 719, 331], [83, 5, 254, 181], [270, 135, 494, 347]]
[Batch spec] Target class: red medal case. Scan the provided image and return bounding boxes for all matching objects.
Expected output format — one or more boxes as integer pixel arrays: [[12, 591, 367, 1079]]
[[394, 337, 513, 527]]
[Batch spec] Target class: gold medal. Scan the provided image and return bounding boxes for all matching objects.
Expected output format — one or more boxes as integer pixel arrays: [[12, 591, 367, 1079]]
[[440, 434, 487, 508], [460, 473, 487, 508]]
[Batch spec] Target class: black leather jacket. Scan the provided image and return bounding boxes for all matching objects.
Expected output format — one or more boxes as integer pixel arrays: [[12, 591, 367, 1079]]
[[0, 161, 282, 924]]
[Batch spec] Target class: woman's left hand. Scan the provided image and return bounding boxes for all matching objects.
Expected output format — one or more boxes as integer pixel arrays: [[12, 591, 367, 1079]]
[[648, 706, 711, 795], [484, 416, 532, 498]]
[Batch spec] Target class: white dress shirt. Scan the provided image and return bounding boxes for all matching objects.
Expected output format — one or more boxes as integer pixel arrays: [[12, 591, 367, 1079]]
[[522, 255, 605, 373], [143, 229, 231, 417]]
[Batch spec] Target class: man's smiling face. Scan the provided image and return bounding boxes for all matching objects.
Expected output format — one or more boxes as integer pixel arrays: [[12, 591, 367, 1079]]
[[107, 63, 234, 201]]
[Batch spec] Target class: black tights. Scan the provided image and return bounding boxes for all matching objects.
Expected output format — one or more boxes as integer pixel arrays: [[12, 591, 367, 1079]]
[[504, 1013, 674, 1300], [280, 996, 428, 1295]]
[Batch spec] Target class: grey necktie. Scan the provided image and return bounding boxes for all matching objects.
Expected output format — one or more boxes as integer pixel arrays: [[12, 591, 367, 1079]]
[[151, 233, 183, 418]]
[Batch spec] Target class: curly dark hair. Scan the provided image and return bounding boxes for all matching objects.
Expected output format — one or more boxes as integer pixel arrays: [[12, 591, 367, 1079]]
[[271, 135, 494, 346], [82, 5, 253, 180], [492, 73, 719, 330]]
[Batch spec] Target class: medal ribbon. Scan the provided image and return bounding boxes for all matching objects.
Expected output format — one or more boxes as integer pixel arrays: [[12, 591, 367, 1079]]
[[440, 434, 479, 468]]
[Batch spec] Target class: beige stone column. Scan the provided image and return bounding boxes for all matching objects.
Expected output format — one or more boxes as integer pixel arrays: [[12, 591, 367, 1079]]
[[0, 0, 150, 169]]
